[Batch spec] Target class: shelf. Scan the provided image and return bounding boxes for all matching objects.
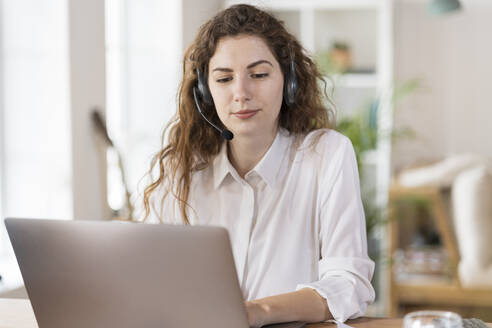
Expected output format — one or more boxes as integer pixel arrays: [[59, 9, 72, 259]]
[[387, 184, 467, 316], [225, 0, 383, 11], [331, 73, 378, 88]]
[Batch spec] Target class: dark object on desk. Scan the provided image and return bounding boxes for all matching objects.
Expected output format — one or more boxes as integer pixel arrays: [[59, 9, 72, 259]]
[[263, 322, 306, 328], [463, 318, 489, 328]]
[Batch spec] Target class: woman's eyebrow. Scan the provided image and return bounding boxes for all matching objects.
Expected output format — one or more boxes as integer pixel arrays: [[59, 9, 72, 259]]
[[211, 60, 273, 73], [247, 60, 273, 69]]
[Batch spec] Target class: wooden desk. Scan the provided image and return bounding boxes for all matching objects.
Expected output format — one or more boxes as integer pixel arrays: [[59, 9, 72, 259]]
[[1, 298, 490, 328], [0, 298, 37, 328]]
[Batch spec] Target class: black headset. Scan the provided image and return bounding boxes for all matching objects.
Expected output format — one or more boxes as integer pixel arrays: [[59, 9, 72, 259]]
[[193, 52, 298, 140], [195, 55, 298, 107]]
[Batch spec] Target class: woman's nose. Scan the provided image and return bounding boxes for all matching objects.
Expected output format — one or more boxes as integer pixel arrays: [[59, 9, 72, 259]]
[[232, 75, 252, 103]]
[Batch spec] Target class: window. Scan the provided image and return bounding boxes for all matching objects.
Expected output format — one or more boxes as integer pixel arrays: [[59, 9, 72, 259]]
[[0, 0, 71, 288], [105, 0, 181, 218], [0, 0, 182, 292]]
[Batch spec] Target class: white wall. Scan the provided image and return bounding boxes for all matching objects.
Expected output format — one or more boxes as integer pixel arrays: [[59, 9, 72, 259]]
[[103, 0, 185, 220], [392, 0, 492, 172], [182, 0, 223, 52], [1, 0, 72, 221], [69, 0, 111, 220]]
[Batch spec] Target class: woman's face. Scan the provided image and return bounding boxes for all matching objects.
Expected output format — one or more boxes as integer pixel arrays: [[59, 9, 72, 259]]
[[207, 34, 284, 139]]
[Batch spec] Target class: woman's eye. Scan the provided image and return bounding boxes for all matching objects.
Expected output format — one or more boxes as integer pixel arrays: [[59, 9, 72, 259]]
[[251, 73, 269, 79], [216, 77, 232, 83]]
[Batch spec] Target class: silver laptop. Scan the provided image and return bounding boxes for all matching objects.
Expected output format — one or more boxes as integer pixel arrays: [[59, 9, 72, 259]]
[[5, 218, 305, 328]]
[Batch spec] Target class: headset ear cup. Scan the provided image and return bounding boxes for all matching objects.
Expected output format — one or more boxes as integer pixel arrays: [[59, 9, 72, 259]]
[[196, 69, 214, 106], [283, 59, 298, 107]]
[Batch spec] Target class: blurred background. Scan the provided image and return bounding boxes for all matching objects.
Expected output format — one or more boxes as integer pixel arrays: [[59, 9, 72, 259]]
[[0, 0, 491, 319]]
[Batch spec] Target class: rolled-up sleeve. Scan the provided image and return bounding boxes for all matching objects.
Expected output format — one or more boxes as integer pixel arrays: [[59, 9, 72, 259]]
[[296, 137, 375, 322]]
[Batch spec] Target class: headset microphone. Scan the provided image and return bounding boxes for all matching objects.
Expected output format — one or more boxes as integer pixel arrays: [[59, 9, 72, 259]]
[[193, 87, 234, 141]]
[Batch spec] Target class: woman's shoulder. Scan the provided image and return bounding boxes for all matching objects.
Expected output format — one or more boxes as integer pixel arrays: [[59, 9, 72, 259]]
[[298, 128, 353, 157], [290, 129, 358, 192]]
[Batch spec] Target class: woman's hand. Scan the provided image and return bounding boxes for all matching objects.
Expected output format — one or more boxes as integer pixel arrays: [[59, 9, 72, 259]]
[[245, 300, 269, 327]]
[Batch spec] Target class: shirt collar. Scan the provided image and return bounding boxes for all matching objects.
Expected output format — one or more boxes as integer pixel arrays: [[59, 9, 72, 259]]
[[212, 141, 235, 189], [212, 128, 291, 189]]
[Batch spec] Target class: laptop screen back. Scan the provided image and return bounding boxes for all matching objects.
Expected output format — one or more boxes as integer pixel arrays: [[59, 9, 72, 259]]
[[5, 218, 249, 328]]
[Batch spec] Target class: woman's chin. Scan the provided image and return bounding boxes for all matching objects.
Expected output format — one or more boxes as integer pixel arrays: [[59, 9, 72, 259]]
[[229, 124, 277, 140]]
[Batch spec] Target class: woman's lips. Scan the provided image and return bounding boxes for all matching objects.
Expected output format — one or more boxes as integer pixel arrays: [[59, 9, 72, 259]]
[[233, 109, 259, 119]]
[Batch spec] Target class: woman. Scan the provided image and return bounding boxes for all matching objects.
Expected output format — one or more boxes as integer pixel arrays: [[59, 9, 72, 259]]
[[143, 4, 374, 327]]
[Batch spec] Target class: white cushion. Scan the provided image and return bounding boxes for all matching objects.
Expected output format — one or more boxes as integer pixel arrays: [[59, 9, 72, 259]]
[[452, 166, 492, 287]]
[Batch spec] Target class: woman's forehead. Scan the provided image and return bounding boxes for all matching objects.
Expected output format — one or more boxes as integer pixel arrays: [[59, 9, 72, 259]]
[[209, 34, 279, 70]]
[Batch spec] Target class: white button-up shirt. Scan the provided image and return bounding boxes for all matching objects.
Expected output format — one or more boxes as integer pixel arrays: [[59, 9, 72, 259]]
[[149, 128, 375, 322]]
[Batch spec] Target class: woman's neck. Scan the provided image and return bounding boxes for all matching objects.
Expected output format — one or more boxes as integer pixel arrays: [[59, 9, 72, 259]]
[[227, 126, 278, 178]]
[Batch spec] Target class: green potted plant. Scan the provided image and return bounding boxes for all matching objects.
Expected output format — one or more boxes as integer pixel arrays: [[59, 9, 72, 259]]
[[335, 79, 420, 239]]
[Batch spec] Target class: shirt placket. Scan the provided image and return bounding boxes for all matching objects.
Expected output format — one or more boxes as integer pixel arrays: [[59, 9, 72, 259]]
[[236, 173, 259, 295]]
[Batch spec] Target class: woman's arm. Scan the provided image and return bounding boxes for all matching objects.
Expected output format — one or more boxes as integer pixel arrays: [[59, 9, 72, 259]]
[[245, 288, 332, 327]]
